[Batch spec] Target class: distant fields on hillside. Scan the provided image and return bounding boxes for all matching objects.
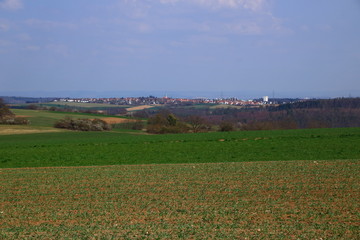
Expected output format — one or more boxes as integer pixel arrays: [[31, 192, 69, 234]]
[[11, 101, 161, 112], [11, 109, 130, 127], [1, 127, 359, 168], [1, 160, 358, 239], [12, 101, 128, 109]]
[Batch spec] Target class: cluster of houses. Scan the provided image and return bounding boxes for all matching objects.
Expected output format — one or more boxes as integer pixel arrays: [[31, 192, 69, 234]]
[[55, 95, 271, 107]]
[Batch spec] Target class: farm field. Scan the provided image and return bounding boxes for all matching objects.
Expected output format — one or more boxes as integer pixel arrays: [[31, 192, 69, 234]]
[[0, 127, 360, 168], [0, 125, 65, 136], [210, 104, 246, 109], [11, 101, 159, 113], [1, 121, 359, 238], [1, 160, 359, 239], [126, 105, 159, 112], [11, 109, 131, 128], [12, 101, 129, 109]]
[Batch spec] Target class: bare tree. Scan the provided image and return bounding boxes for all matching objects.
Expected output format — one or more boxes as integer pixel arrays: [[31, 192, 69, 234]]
[[186, 115, 207, 133]]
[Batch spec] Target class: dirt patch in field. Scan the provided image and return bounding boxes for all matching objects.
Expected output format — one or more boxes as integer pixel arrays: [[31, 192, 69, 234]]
[[99, 117, 136, 124], [126, 105, 157, 111], [0, 128, 62, 135], [15, 115, 32, 118]]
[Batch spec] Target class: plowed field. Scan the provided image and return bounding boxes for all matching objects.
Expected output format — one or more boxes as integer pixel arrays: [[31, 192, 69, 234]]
[[1, 160, 359, 239]]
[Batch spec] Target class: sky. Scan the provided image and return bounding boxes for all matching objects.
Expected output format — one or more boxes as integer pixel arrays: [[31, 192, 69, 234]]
[[0, 0, 360, 98]]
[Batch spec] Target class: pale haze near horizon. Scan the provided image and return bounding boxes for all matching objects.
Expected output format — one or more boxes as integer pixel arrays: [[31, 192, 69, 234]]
[[0, 0, 359, 98]]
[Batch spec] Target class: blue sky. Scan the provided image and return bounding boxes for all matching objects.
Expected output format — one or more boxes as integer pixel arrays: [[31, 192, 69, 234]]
[[0, 0, 359, 98]]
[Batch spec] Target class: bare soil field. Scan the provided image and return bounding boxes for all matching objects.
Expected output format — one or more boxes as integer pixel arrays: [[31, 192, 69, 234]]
[[0, 126, 63, 135], [1, 160, 358, 239], [126, 105, 158, 111], [99, 117, 136, 124], [14, 115, 32, 118]]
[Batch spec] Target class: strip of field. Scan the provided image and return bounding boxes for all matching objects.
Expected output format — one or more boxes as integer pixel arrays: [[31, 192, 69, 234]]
[[99, 117, 136, 124], [13, 102, 128, 108], [11, 109, 131, 128], [210, 104, 245, 109], [0, 125, 64, 135], [126, 105, 158, 111], [0, 127, 359, 168], [1, 160, 358, 239]]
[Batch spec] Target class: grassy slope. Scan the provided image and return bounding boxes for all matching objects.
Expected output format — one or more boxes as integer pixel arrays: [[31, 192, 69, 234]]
[[1, 127, 359, 168]]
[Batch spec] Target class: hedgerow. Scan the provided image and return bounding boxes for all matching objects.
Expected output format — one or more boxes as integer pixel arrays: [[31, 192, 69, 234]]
[[54, 117, 111, 131]]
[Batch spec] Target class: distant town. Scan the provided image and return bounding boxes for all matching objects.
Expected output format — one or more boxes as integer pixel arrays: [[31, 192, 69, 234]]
[[54, 95, 301, 107]]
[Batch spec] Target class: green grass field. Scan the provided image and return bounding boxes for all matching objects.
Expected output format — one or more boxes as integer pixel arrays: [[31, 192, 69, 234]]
[[1, 127, 359, 168], [1, 113, 359, 238]]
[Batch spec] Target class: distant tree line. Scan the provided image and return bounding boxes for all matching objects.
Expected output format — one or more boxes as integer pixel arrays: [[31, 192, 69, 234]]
[[0, 96, 59, 104], [146, 110, 235, 134], [267, 98, 360, 111]]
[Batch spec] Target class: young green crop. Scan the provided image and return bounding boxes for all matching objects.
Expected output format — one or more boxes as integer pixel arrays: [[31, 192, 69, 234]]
[[1, 160, 359, 239], [0, 127, 360, 168]]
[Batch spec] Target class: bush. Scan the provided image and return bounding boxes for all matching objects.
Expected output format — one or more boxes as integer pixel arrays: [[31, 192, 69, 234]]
[[14, 117, 30, 125], [54, 117, 111, 131], [219, 121, 235, 132], [147, 113, 189, 134], [0, 116, 30, 125]]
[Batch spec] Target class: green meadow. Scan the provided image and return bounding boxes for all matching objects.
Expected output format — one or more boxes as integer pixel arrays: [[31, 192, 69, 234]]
[[1, 127, 360, 168]]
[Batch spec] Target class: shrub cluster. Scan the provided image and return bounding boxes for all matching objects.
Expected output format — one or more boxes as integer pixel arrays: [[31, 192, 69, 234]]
[[54, 117, 111, 131], [147, 112, 189, 134], [0, 116, 30, 125], [219, 121, 235, 132]]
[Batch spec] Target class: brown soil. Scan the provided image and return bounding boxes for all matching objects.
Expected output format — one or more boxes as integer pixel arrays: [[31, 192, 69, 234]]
[[99, 117, 136, 124], [0, 128, 62, 135], [126, 105, 157, 111]]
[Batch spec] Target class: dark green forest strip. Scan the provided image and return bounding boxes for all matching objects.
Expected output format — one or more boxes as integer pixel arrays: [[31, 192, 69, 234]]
[[0, 128, 360, 168]]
